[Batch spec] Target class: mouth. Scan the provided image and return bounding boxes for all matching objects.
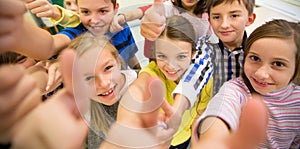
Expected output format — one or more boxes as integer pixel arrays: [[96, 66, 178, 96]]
[[165, 69, 180, 77], [97, 85, 116, 97], [220, 30, 233, 35], [252, 77, 274, 87]]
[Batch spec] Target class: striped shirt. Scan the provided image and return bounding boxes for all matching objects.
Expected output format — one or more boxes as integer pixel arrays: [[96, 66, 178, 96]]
[[199, 77, 300, 148], [58, 23, 138, 65]]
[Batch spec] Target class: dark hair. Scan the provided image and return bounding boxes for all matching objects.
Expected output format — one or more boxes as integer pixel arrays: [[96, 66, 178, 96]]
[[242, 19, 300, 92], [172, 0, 207, 15], [206, 0, 255, 15]]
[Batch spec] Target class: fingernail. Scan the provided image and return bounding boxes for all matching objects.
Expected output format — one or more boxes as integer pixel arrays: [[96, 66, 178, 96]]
[[45, 86, 50, 91]]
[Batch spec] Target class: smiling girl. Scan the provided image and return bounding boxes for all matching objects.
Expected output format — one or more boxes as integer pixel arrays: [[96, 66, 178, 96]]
[[68, 32, 137, 148]]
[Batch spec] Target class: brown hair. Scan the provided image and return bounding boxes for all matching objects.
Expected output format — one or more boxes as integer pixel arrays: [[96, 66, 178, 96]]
[[157, 15, 197, 53], [206, 0, 255, 15], [172, 0, 207, 15], [242, 19, 300, 92]]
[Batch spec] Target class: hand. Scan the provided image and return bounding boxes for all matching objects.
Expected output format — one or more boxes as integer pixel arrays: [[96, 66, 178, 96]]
[[191, 95, 268, 149], [140, 0, 166, 41], [24, 0, 62, 20], [44, 60, 63, 93], [0, 65, 41, 144], [103, 77, 176, 148], [11, 49, 90, 149], [109, 14, 125, 33], [0, 0, 27, 52]]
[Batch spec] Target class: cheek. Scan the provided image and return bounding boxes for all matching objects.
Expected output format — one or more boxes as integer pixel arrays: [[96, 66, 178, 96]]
[[111, 69, 122, 83], [156, 60, 165, 71]]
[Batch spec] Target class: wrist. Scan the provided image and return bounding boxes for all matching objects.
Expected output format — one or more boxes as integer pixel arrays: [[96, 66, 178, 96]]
[[52, 6, 62, 20]]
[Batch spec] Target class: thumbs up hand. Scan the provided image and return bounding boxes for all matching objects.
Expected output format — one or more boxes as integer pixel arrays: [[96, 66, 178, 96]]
[[140, 0, 166, 41]]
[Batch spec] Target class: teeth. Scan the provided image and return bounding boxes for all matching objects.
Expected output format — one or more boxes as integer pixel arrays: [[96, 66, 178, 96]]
[[100, 89, 113, 96]]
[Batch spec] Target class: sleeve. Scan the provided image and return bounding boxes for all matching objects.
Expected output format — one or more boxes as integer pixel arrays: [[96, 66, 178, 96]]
[[138, 4, 152, 15], [172, 37, 214, 108], [49, 5, 81, 28], [203, 80, 250, 131]]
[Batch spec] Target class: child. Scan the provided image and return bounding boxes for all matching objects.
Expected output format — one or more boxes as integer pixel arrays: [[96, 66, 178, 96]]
[[115, 15, 213, 148], [170, 0, 257, 113], [68, 32, 137, 148], [24, 0, 141, 69], [193, 19, 300, 148]]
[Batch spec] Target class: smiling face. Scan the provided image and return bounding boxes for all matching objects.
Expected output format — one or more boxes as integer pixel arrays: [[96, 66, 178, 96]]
[[244, 38, 296, 94], [155, 37, 193, 83], [77, 0, 118, 35], [79, 44, 125, 106], [209, 1, 255, 50]]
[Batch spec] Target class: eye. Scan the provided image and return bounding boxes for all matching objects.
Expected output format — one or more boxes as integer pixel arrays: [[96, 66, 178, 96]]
[[16, 56, 27, 64], [80, 10, 89, 15], [65, 2, 71, 6], [231, 14, 239, 18], [272, 61, 285, 67], [157, 54, 167, 60], [177, 54, 187, 60], [99, 10, 108, 14], [85, 76, 94, 82], [249, 55, 260, 62], [211, 15, 220, 20], [104, 65, 113, 71]]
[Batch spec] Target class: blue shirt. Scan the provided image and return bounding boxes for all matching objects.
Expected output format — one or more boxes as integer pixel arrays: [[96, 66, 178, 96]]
[[58, 23, 138, 64]]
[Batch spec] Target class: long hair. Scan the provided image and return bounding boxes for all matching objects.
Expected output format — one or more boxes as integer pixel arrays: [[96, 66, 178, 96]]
[[68, 32, 124, 134], [242, 19, 300, 92]]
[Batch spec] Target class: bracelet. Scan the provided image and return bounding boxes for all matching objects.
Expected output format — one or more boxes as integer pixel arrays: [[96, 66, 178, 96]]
[[117, 13, 126, 22]]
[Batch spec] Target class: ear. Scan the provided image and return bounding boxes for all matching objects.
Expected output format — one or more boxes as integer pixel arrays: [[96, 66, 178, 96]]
[[115, 2, 119, 11], [246, 13, 256, 27]]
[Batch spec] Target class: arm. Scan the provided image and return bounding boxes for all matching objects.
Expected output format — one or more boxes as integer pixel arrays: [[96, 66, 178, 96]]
[[110, 5, 150, 33], [25, 0, 80, 28]]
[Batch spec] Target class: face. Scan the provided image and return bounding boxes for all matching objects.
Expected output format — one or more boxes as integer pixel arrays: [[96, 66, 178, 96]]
[[77, 0, 118, 35], [244, 38, 296, 94], [79, 46, 125, 106], [209, 1, 255, 50], [64, 0, 79, 13], [181, 0, 198, 11], [156, 37, 193, 83]]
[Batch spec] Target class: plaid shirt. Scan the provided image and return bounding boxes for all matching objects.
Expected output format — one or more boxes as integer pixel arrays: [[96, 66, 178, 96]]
[[211, 32, 247, 95]]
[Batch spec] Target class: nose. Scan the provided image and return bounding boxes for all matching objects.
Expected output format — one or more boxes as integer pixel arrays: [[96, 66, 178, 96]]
[[90, 13, 102, 24], [254, 65, 270, 80], [221, 17, 230, 29], [70, 4, 78, 12], [165, 59, 178, 70]]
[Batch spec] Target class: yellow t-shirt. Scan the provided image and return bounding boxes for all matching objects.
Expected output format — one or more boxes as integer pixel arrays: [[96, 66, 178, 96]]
[[139, 61, 213, 146]]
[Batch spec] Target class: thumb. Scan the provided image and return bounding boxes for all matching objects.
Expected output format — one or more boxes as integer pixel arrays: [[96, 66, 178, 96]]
[[58, 49, 89, 116], [227, 95, 268, 149]]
